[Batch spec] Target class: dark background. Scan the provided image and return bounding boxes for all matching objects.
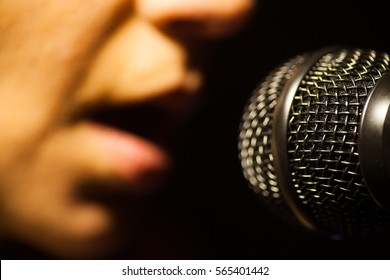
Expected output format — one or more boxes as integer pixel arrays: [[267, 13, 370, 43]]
[[164, 0, 390, 259], [2, 0, 390, 260]]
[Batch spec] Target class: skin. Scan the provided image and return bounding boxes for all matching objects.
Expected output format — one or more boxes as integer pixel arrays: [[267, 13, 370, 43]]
[[0, 0, 255, 258]]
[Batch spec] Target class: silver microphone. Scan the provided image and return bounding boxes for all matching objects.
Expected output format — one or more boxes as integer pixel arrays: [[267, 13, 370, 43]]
[[238, 46, 390, 239]]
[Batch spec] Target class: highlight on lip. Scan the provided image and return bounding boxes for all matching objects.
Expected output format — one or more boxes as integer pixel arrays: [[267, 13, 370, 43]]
[[83, 121, 172, 188]]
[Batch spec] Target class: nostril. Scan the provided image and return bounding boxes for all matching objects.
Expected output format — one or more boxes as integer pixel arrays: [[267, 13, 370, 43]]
[[161, 15, 253, 38], [173, 19, 241, 38], [163, 19, 207, 37]]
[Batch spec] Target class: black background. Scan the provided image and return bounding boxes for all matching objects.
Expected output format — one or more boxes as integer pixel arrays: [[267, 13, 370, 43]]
[[164, 0, 390, 259], [2, 0, 390, 260]]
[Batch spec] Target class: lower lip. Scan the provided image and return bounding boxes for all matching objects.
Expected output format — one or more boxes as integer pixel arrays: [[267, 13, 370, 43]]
[[84, 121, 172, 188]]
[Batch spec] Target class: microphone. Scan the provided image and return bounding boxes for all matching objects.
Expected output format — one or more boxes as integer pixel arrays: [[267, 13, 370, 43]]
[[238, 46, 390, 239]]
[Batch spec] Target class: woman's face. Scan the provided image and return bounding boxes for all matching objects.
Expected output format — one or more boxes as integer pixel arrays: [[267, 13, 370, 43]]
[[0, 0, 254, 257]]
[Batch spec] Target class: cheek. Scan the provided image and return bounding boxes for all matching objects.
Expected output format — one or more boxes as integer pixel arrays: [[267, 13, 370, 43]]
[[0, 1, 132, 250], [0, 1, 129, 164]]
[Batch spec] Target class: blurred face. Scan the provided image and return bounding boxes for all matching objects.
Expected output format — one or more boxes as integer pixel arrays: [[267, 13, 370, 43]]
[[0, 0, 254, 257]]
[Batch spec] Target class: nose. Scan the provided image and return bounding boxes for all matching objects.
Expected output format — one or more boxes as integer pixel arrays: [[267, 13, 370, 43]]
[[135, 0, 256, 37]]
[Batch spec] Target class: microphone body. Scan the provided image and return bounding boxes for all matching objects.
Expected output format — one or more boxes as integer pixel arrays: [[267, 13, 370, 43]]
[[238, 46, 390, 239]]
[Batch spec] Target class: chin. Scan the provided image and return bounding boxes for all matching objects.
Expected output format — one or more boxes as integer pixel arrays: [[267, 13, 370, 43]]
[[50, 228, 124, 259], [35, 206, 129, 259]]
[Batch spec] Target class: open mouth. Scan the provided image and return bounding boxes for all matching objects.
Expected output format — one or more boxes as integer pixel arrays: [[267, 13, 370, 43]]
[[66, 102, 184, 190], [79, 103, 180, 149]]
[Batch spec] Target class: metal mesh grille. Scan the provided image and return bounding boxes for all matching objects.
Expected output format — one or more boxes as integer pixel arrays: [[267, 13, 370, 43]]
[[288, 49, 390, 236], [239, 48, 390, 237], [239, 55, 304, 226]]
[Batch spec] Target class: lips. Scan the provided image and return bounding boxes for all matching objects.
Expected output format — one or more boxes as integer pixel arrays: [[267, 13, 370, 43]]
[[75, 103, 184, 189], [87, 121, 171, 184], [86, 103, 177, 146]]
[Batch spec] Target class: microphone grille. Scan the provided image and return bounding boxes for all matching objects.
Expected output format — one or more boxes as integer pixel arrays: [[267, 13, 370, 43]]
[[239, 55, 305, 227], [239, 48, 390, 237]]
